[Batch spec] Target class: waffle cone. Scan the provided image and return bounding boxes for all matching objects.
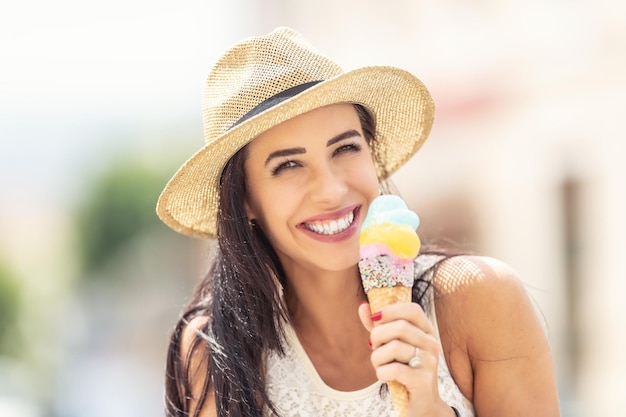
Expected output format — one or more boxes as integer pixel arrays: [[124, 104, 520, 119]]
[[367, 285, 412, 417], [387, 380, 409, 417], [367, 285, 412, 313]]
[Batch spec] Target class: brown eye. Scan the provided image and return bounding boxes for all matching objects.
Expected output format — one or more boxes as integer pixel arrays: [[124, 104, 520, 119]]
[[271, 160, 299, 176], [333, 142, 362, 156]]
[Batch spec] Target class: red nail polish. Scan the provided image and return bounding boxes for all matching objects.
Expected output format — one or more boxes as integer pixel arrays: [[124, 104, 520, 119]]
[[368, 339, 372, 348], [371, 311, 382, 322], [359, 301, 369, 306]]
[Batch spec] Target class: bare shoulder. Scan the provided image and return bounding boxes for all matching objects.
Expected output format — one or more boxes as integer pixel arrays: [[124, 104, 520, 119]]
[[432, 255, 561, 416], [181, 315, 210, 355], [433, 255, 524, 299], [180, 314, 211, 378], [179, 315, 217, 417], [432, 255, 542, 358]]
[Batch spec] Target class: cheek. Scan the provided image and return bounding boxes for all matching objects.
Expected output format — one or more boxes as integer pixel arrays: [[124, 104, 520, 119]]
[[352, 156, 381, 198], [244, 172, 271, 221], [247, 181, 296, 229]]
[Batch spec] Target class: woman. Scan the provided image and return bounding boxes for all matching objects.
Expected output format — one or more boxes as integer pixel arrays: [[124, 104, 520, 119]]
[[157, 27, 560, 417]]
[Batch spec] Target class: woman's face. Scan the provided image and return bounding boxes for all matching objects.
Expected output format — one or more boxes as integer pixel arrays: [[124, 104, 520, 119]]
[[244, 103, 380, 274]]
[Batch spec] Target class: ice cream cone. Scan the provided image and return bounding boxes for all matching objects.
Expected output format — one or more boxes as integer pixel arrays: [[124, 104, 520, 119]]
[[358, 195, 421, 417]]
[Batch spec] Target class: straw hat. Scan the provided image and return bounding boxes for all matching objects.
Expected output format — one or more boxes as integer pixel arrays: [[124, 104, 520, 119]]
[[157, 27, 435, 239]]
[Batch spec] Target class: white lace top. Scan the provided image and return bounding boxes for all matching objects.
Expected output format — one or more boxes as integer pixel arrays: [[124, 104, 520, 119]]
[[264, 256, 475, 416]]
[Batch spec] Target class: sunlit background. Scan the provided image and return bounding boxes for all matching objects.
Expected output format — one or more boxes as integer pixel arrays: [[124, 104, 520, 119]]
[[1, 1, 624, 416]]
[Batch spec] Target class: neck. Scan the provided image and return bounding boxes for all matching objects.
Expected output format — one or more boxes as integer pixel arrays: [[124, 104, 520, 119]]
[[283, 265, 377, 391], [285, 266, 367, 346]]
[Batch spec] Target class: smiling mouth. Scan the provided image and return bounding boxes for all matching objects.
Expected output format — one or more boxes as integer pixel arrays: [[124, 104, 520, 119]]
[[303, 210, 356, 235]]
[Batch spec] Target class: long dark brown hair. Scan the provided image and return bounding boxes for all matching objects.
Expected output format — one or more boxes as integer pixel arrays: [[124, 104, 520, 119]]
[[164, 104, 452, 417]]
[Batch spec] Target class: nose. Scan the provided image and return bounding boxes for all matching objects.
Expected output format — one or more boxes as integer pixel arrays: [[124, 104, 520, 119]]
[[308, 163, 348, 206]]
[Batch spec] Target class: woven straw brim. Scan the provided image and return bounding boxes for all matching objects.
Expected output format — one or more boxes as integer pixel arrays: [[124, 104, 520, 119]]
[[157, 66, 434, 239]]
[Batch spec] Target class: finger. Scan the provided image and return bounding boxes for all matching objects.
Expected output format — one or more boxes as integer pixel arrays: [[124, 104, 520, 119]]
[[358, 301, 374, 332], [371, 321, 441, 356], [370, 339, 421, 368], [370, 302, 435, 335], [373, 346, 439, 386], [374, 361, 432, 384]]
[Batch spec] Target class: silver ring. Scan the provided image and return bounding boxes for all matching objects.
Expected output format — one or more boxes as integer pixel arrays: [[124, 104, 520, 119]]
[[408, 347, 421, 368]]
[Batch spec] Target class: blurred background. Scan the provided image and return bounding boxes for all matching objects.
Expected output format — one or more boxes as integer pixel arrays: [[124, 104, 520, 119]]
[[1, 0, 624, 416]]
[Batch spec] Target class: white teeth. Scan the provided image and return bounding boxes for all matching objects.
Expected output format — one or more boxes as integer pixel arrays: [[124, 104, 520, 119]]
[[305, 211, 354, 235]]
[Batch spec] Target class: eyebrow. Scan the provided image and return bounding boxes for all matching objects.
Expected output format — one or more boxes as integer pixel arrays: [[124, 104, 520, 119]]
[[264, 147, 306, 166], [327, 129, 361, 147], [264, 129, 362, 166]]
